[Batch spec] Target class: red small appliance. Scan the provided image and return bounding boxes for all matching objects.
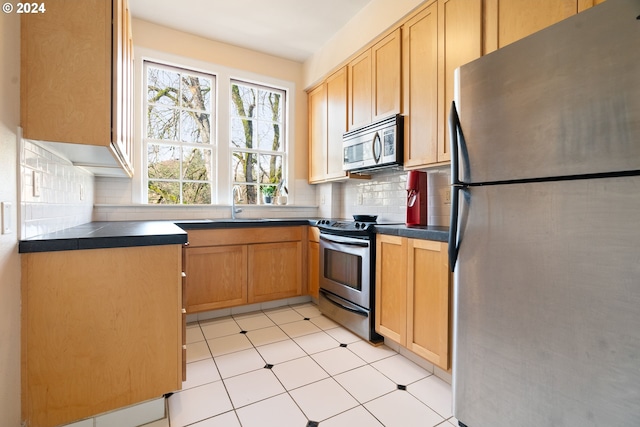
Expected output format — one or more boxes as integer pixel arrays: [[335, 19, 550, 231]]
[[406, 170, 427, 226]]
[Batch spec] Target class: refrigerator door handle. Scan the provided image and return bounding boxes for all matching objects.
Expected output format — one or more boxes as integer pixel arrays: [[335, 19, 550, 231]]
[[449, 101, 468, 271]]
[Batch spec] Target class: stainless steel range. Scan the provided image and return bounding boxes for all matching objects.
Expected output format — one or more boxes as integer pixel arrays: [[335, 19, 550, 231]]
[[316, 217, 384, 344]]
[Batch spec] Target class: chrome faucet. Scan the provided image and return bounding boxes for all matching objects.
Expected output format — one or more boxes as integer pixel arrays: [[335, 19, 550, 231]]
[[231, 185, 243, 219]]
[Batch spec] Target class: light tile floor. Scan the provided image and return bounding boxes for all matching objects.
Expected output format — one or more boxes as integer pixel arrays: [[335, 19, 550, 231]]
[[163, 303, 458, 427]]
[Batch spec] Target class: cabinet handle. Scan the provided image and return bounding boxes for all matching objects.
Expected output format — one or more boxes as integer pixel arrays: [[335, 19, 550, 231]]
[[182, 308, 186, 314], [182, 345, 187, 350], [184, 242, 190, 246], [181, 272, 186, 277]]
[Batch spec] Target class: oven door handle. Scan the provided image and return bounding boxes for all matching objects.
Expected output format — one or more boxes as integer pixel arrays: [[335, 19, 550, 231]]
[[320, 289, 368, 317], [320, 235, 369, 247]]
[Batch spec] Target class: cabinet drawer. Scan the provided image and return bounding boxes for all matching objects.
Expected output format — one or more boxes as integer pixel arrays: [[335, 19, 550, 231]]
[[187, 226, 303, 247]]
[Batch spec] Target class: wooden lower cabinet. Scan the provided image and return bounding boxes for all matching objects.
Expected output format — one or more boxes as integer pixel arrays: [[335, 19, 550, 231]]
[[184, 245, 248, 312], [375, 235, 451, 370], [183, 226, 307, 313], [308, 227, 320, 299], [375, 235, 408, 344], [21, 245, 183, 427], [249, 241, 302, 303], [406, 239, 451, 369]]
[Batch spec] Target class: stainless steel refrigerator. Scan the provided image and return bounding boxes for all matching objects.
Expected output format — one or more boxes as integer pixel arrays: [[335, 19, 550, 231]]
[[448, 1, 640, 426]]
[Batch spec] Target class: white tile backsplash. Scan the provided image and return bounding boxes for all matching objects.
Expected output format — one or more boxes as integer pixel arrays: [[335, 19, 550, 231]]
[[322, 167, 451, 226], [20, 139, 94, 239]]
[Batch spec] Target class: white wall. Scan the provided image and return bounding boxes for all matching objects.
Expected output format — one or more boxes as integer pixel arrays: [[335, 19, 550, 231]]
[[0, 10, 22, 427]]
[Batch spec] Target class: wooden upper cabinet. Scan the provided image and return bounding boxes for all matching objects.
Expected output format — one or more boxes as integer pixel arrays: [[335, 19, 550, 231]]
[[403, 1, 439, 169], [348, 49, 372, 130], [438, 0, 483, 163], [326, 67, 349, 180], [308, 83, 328, 183], [372, 28, 402, 121], [484, 0, 604, 53], [113, 0, 135, 172], [307, 66, 348, 183], [348, 29, 402, 130], [21, 0, 133, 175]]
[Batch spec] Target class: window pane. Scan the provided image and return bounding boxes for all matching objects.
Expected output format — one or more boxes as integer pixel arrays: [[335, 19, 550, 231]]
[[180, 111, 210, 143], [231, 84, 256, 118], [148, 144, 180, 179], [182, 182, 211, 204], [182, 147, 212, 181], [233, 184, 259, 205], [232, 151, 258, 183], [147, 106, 179, 141], [257, 121, 280, 151], [147, 67, 179, 106], [181, 74, 211, 111], [258, 90, 282, 122], [231, 117, 255, 149], [148, 181, 180, 204], [259, 154, 282, 184]]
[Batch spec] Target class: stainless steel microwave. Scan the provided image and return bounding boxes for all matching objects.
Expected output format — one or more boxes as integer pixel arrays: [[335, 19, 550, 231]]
[[343, 114, 403, 172]]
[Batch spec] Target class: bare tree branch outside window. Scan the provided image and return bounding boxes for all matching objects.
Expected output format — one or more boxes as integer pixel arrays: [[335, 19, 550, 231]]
[[145, 63, 214, 204], [230, 81, 285, 205]]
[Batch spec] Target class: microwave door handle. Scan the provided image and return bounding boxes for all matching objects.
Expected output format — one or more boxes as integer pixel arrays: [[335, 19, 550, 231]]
[[320, 235, 369, 248], [372, 132, 382, 163]]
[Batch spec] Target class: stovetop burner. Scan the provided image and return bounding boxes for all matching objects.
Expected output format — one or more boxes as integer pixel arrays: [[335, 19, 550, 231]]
[[315, 218, 402, 238], [316, 219, 376, 233]]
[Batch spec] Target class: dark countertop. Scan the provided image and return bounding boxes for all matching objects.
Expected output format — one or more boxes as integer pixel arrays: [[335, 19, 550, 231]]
[[174, 218, 313, 230], [374, 224, 450, 242], [19, 221, 188, 253], [19, 218, 449, 253]]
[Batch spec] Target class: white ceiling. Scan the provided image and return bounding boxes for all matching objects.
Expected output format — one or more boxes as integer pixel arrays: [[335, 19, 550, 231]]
[[129, 0, 373, 63]]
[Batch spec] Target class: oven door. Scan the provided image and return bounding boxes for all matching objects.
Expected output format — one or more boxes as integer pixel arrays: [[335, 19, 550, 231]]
[[319, 233, 371, 309]]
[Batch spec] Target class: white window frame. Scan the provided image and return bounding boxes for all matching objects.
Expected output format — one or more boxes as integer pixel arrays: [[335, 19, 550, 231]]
[[143, 61, 216, 204], [229, 79, 287, 205], [131, 47, 295, 206]]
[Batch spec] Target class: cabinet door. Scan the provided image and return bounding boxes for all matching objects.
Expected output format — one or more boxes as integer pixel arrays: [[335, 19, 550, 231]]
[[348, 49, 372, 130], [248, 241, 303, 303], [308, 83, 328, 183], [375, 235, 408, 345], [308, 241, 320, 299], [407, 239, 451, 370], [487, 0, 580, 51], [438, 0, 483, 163], [184, 245, 247, 312], [403, 2, 439, 169], [372, 28, 402, 121], [21, 0, 112, 146], [21, 245, 182, 427], [326, 67, 349, 180], [112, 0, 134, 172]]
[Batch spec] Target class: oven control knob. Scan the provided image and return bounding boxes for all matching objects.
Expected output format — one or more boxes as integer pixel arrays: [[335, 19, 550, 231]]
[[355, 222, 362, 229]]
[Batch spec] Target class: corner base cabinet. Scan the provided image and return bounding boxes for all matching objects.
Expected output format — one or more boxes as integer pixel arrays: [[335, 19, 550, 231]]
[[375, 235, 451, 370], [21, 245, 183, 427], [183, 227, 306, 313]]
